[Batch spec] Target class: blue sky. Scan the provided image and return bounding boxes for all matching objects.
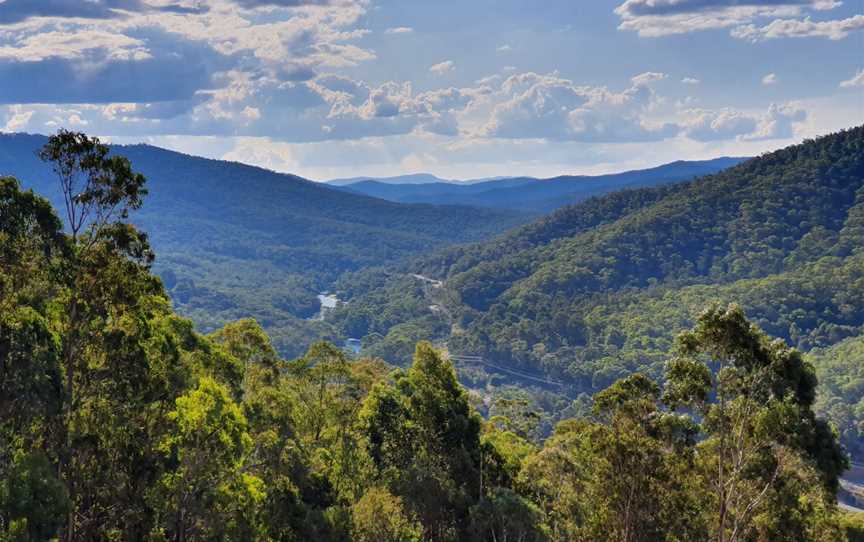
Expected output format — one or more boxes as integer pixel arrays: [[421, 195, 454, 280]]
[[0, 0, 861, 180]]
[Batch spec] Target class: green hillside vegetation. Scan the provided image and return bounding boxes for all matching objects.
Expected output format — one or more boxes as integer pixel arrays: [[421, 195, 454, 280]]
[[808, 334, 864, 460], [330, 126, 864, 454], [0, 133, 527, 357], [0, 137, 854, 538]]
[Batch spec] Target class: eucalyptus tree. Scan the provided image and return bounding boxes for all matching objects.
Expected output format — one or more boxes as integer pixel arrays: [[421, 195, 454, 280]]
[[36, 131, 161, 541], [664, 304, 847, 542]]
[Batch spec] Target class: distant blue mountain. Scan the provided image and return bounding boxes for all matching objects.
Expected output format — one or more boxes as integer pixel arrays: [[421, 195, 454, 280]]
[[334, 157, 749, 213], [326, 173, 456, 186]]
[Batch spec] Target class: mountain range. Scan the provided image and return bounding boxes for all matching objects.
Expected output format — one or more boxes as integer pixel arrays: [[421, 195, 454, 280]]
[[0, 133, 740, 356], [326, 126, 864, 456], [326, 173, 460, 186], [0, 133, 525, 355], [331, 157, 747, 213]]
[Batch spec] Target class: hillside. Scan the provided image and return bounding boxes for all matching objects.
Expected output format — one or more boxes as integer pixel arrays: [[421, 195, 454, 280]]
[[808, 334, 864, 461], [329, 126, 864, 450], [0, 133, 528, 356], [2, 165, 850, 541], [336, 157, 746, 213], [326, 173, 458, 186]]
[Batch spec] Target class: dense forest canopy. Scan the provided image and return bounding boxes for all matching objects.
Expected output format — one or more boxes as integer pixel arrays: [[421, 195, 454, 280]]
[[0, 133, 528, 357], [0, 131, 859, 539], [330, 126, 864, 459]]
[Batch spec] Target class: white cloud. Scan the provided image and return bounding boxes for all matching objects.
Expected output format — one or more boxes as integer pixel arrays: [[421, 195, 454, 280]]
[[631, 71, 668, 86], [221, 137, 302, 173], [430, 60, 455, 75], [762, 73, 778, 85], [497, 44, 512, 52], [385, 26, 413, 34], [1, 106, 34, 132], [732, 14, 864, 41], [749, 102, 807, 139], [682, 102, 806, 141], [479, 72, 678, 142], [840, 69, 864, 88], [682, 77, 701, 85], [242, 106, 261, 120], [614, 0, 844, 37], [0, 29, 151, 62], [0, 0, 375, 97]]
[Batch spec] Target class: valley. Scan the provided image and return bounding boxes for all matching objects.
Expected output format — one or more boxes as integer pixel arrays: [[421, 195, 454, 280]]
[[3, 0, 862, 537], [3, 125, 862, 541]]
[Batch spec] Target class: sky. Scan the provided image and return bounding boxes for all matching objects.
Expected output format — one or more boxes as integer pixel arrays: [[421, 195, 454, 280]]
[[0, 0, 861, 181]]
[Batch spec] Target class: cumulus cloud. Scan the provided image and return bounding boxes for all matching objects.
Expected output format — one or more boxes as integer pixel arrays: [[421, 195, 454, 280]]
[[839, 69, 864, 88], [0, 0, 332, 23], [631, 71, 668, 86], [0, 29, 152, 62], [0, 0, 373, 107], [614, 0, 843, 37], [101, 96, 207, 121], [731, 14, 864, 41], [682, 77, 701, 84], [0, 28, 222, 104], [762, 73, 778, 85], [749, 102, 807, 139], [1, 106, 34, 132], [0, 0, 143, 23], [430, 60, 455, 75], [682, 102, 805, 141], [480, 72, 678, 142], [385, 26, 413, 34], [616, 0, 834, 18]]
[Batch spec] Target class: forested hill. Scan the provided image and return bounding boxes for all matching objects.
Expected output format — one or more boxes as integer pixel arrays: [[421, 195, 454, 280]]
[[1, 156, 854, 539], [329, 126, 864, 453], [0, 133, 528, 355], [334, 157, 745, 213], [0, 134, 525, 252]]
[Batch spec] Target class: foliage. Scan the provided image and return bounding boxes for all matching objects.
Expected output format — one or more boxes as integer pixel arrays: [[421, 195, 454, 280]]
[[351, 486, 423, 542], [0, 131, 856, 541], [0, 132, 528, 360], [808, 334, 864, 461], [334, 126, 864, 456]]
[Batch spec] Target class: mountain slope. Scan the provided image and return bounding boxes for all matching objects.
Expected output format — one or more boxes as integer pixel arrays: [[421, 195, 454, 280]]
[[326, 173, 457, 186], [337, 177, 537, 202], [808, 333, 864, 460], [330, 127, 864, 390], [335, 157, 746, 213], [0, 133, 529, 355]]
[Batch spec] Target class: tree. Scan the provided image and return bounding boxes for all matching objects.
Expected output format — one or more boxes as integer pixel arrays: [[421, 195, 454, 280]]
[[665, 304, 848, 542], [360, 342, 484, 541], [152, 377, 264, 541], [0, 179, 68, 541], [0, 452, 68, 542], [35, 131, 165, 541], [588, 374, 705, 542], [518, 420, 591, 542], [469, 487, 548, 542], [38, 129, 146, 246], [351, 486, 422, 542]]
